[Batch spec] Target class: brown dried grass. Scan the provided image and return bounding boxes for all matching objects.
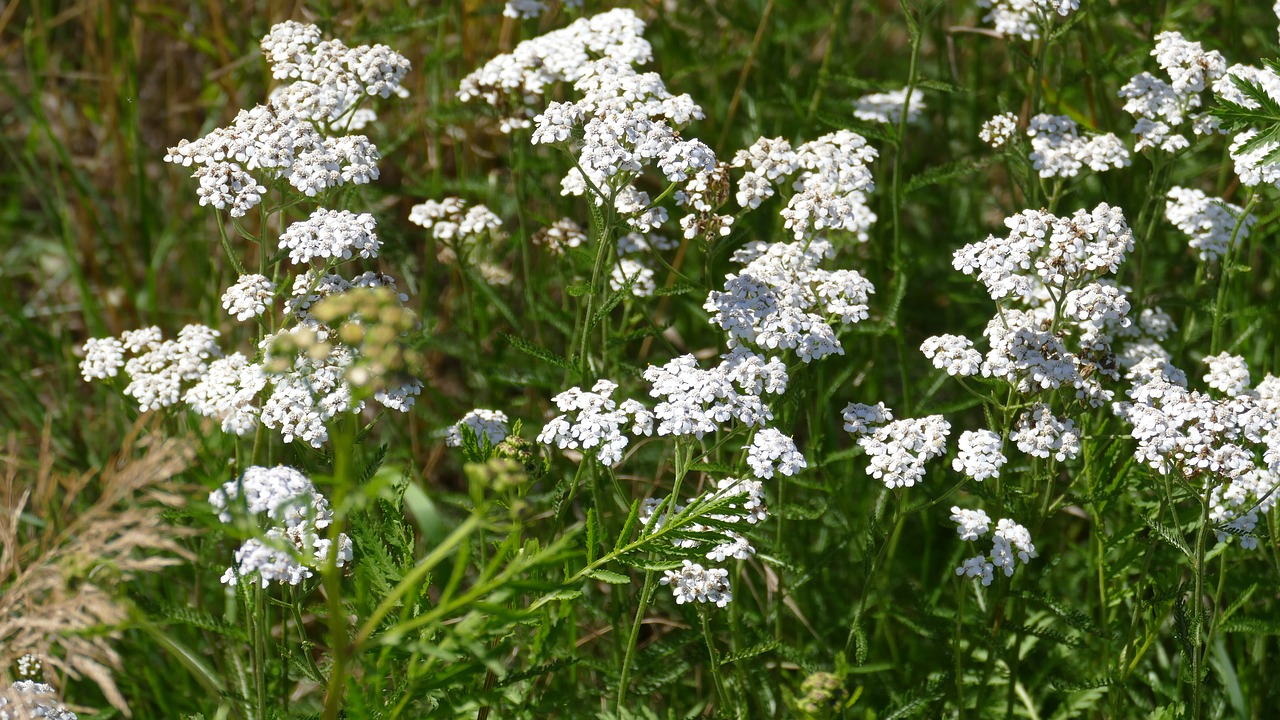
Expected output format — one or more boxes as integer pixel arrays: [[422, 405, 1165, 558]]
[[0, 417, 195, 716]]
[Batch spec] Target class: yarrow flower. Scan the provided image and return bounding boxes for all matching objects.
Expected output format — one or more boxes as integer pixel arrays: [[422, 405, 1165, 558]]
[[976, 0, 1081, 42], [953, 429, 1006, 481], [0, 680, 78, 720], [537, 379, 653, 467], [222, 274, 276, 320], [1013, 403, 1081, 461], [661, 560, 732, 607], [1119, 32, 1227, 153], [857, 414, 951, 488], [643, 348, 788, 438], [213, 465, 352, 588], [447, 409, 511, 447], [704, 239, 875, 363], [841, 402, 893, 435], [952, 510, 1036, 585], [853, 88, 925, 125], [980, 112, 1018, 149], [1165, 186, 1256, 262], [279, 209, 380, 265], [1203, 352, 1251, 397], [81, 325, 222, 412], [745, 428, 806, 479], [921, 334, 982, 377], [1026, 114, 1130, 179]]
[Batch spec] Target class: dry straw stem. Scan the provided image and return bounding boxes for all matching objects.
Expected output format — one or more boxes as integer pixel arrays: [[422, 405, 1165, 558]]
[[0, 418, 195, 716]]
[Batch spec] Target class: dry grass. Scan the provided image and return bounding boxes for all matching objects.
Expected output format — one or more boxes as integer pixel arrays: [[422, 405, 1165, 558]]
[[0, 418, 194, 715]]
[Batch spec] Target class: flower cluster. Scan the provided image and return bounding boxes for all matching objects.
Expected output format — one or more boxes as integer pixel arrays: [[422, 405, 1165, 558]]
[[537, 380, 654, 467], [1212, 61, 1280, 187], [166, 23, 407, 215], [211, 465, 352, 587], [979, 112, 1018, 149], [447, 409, 511, 447], [976, 0, 1080, 42], [1026, 114, 1130, 179], [733, 131, 878, 241], [642, 348, 788, 438], [1165, 186, 1256, 262], [1114, 360, 1280, 548], [279, 209, 380, 265], [954, 513, 1037, 586], [458, 9, 651, 132], [0, 680, 78, 720], [853, 88, 925, 125], [847, 410, 952, 489], [647, 476, 772, 607], [953, 429, 1007, 481], [222, 274, 277, 321], [704, 239, 875, 362], [1119, 31, 1227, 153], [1012, 402, 1081, 461], [745, 428, 807, 479], [408, 196, 509, 281], [79, 325, 222, 412]]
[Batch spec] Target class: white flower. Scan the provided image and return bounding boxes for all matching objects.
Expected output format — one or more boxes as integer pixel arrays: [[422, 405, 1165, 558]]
[[704, 239, 875, 362], [980, 112, 1018, 149], [858, 415, 951, 488], [0, 680, 78, 720], [222, 274, 276, 321], [610, 258, 656, 297], [1013, 403, 1080, 461], [221, 526, 352, 588], [79, 336, 125, 381], [1165, 186, 1256, 262], [745, 428, 806, 479], [661, 560, 732, 607], [184, 353, 267, 436], [956, 555, 995, 586], [1026, 114, 1129, 179], [950, 506, 992, 541], [953, 430, 1006, 481], [1203, 353, 1251, 397], [991, 519, 1037, 576], [447, 409, 511, 447], [853, 88, 925, 125], [976, 0, 1080, 42], [643, 348, 788, 438], [921, 334, 982, 377], [842, 402, 893, 435], [537, 379, 653, 467], [279, 209, 380, 265], [209, 465, 334, 529]]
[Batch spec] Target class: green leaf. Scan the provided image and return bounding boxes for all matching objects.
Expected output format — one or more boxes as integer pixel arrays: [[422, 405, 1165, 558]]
[[905, 154, 998, 195], [583, 568, 631, 585], [1144, 516, 1193, 559], [502, 333, 577, 373]]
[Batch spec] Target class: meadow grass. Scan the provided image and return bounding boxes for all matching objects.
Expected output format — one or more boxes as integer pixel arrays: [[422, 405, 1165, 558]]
[[3, 1, 1280, 718]]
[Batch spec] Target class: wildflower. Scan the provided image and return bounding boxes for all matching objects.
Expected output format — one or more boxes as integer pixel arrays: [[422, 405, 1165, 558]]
[[537, 379, 653, 467], [643, 348, 788, 438], [950, 506, 992, 541], [533, 218, 588, 255], [1165, 186, 1256, 262], [279, 209, 380, 265], [447, 409, 511, 447], [220, 526, 353, 588], [745, 428, 806, 479], [853, 88, 925, 125], [980, 112, 1018, 149], [184, 353, 267, 436], [79, 337, 125, 381], [1013, 403, 1081, 461], [953, 430, 1006, 481], [610, 258, 656, 297], [955, 555, 995, 586], [858, 415, 951, 488], [1026, 114, 1130, 179], [842, 402, 893, 436], [0, 680, 78, 720], [661, 560, 732, 607], [921, 334, 982, 377], [1203, 352, 1251, 397], [976, 0, 1081, 42], [209, 465, 334, 529], [704, 239, 875, 362], [221, 274, 276, 320], [991, 519, 1037, 576]]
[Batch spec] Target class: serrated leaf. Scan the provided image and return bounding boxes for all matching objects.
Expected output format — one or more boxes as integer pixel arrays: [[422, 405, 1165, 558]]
[[502, 333, 577, 373], [583, 568, 631, 585], [719, 640, 779, 666], [1145, 516, 1192, 558], [905, 154, 997, 195]]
